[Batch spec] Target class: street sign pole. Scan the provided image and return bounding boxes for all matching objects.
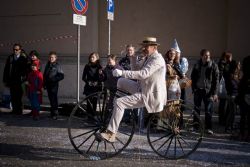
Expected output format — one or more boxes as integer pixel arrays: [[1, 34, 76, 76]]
[[71, 0, 88, 103], [77, 25, 80, 102], [108, 20, 111, 55], [107, 0, 114, 55]]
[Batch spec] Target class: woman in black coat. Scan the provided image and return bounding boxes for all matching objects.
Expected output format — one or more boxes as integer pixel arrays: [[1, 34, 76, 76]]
[[82, 52, 103, 116], [236, 56, 250, 141]]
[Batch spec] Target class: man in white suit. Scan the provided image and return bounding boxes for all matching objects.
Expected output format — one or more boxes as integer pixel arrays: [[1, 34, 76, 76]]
[[98, 37, 167, 142]]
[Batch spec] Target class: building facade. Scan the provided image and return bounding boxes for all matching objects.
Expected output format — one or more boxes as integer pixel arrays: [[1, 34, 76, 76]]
[[0, 0, 250, 100]]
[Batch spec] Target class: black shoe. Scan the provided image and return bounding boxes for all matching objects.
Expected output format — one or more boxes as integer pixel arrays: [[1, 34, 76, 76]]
[[12, 112, 22, 115], [124, 119, 131, 125], [25, 112, 33, 116], [52, 116, 58, 120], [206, 129, 214, 135], [33, 116, 39, 121], [219, 121, 225, 126]]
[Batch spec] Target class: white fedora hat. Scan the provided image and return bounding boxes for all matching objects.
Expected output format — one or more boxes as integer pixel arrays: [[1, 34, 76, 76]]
[[140, 37, 160, 46]]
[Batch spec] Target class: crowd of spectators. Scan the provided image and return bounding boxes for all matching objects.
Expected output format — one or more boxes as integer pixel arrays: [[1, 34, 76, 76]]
[[2, 41, 250, 142]]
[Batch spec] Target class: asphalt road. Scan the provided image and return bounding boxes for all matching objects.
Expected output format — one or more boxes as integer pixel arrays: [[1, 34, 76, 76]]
[[0, 109, 250, 167]]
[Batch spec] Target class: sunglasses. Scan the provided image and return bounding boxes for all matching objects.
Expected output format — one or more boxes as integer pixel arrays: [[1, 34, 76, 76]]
[[14, 49, 20, 51]]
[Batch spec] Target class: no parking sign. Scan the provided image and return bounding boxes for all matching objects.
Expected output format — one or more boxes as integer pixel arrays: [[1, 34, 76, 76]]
[[71, 0, 88, 26], [71, 0, 88, 15]]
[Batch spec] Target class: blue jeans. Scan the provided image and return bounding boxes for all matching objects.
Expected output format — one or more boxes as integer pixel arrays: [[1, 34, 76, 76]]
[[28, 92, 41, 116], [194, 89, 214, 129]]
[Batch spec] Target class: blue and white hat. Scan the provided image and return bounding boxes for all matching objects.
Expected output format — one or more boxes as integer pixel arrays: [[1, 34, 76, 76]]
[[171, 39, 181, 53]]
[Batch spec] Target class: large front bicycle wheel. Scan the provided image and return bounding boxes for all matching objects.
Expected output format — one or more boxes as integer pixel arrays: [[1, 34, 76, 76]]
[[147, 100, 203, 160], [68, 91, 135, 160]]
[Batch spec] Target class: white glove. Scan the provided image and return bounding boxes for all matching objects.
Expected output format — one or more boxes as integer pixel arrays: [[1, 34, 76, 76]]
[[112, 69, 123, 77]]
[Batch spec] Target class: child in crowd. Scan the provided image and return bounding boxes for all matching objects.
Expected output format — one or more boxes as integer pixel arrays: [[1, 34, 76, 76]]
[[25, 50, 41, 98], [101, 54, 123, 110], [27, 50, 41, 72], [26, 62, 43, 120], [43, 52, 64, 120]]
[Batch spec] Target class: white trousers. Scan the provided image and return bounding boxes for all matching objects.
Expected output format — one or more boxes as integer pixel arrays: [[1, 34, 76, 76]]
[[107, 78, 145, 133]]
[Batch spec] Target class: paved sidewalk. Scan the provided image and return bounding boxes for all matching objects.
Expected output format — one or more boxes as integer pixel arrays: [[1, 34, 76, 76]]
[[0, 108, 250, 167]]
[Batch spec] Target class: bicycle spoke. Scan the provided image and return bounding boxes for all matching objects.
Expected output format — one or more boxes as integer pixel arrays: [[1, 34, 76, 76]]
[[87, 97, 99, 120], [119, 130, 131, 137], [77, 131, 96, 149], [164, 136, 174, 156], [72, 128, 99, 140], [103, 93, 110, 122], [78, 104, 87, 112], [80, 124, 99, 129], [71, 115, 85, 121], [116, 137, 125, 145], [157, 125, 171, 131], [111, 143, 117, 153], [87, 98, 97, 113], [86, 138, 96, 154], [151, 133, 172, 143], [104, 141, 108, 158], [178, 135, 193, 149], [78, 105, 99, 123], [96, 141, 100, 152], [103, 110, 112, 124], [174, 136, 177, 158], [162, 120, 173, 129], [177, 136, 185, 155], [71, 116, 99, 127], [97, 94, 103, 122], [157, 134, 173, 151], [101, 94, 108, 122]]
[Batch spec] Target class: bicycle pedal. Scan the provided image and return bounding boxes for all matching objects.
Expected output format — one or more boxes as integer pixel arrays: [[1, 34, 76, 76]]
[[94, 133, 102, 142]]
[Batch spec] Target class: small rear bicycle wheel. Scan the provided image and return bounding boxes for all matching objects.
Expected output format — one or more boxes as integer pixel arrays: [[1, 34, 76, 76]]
[[68, 91, 135, 160], [147, 100, 203, 160]]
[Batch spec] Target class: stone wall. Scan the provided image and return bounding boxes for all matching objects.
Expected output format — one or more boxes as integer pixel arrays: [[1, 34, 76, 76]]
[[1, 0, 250, 102]]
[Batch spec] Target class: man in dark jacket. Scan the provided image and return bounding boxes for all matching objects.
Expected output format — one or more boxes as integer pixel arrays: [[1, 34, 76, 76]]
[[3, 44, 28, 115], [119, 44, 135, 70], [191, 49, 219, 134], [43, 51, 64, 120]]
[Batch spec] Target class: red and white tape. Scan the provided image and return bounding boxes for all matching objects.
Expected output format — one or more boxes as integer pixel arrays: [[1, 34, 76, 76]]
[[0, 35, 75, 47]]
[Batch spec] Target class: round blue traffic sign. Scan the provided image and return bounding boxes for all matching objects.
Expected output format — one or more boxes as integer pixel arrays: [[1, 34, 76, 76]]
[[71, 0, 88, 15]]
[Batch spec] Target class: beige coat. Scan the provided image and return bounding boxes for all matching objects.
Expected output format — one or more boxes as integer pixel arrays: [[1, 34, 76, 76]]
[[122, 51, 167, 113]]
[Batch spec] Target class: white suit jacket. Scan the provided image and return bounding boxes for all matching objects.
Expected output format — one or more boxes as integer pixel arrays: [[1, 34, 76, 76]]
[[122, 51, 167, 113]]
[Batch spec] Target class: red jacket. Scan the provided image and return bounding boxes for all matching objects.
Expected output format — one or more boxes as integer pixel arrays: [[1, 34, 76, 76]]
[[27, 70, 43, 103], [32, 59, 41, 69]]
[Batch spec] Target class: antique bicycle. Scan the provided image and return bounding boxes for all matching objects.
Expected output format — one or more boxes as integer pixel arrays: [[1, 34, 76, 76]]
[[68, 89, 203, 160]]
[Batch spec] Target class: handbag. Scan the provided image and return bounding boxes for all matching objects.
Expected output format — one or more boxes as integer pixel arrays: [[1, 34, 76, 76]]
[[245, 94, 250, 105], [179, 77, 192, 89], [218, 76, 227, 98], [167, 78, 181, 100]]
